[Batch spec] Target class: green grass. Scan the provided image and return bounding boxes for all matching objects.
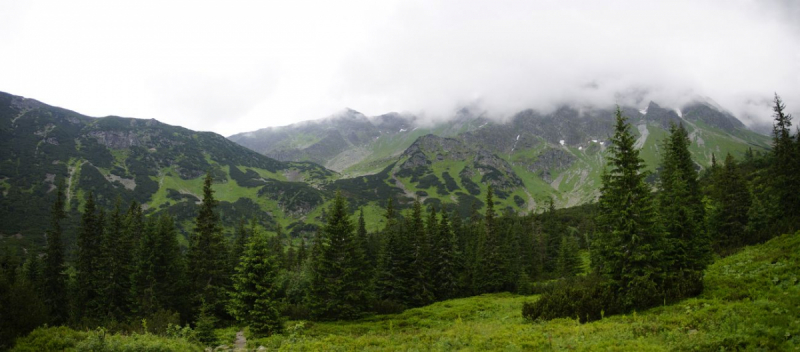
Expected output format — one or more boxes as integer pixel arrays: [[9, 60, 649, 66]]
[[12, 232, 799, 350], [245, 231, 800, 351]]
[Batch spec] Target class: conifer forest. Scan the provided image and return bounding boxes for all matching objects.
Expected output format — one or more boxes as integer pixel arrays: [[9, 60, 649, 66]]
[[1, 93, 799, 351]]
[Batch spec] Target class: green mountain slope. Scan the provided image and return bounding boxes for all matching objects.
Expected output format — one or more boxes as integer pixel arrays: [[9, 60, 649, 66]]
[[0, 92, 336, 251], [233, 102, 771, 211]]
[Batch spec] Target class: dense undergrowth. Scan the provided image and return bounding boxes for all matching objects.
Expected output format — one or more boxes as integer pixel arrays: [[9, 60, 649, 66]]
[[14, 231, 800, 351]]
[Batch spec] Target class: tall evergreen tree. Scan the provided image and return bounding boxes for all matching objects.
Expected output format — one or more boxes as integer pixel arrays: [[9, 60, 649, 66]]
[[374, 199, 415, 307], [431, 210, 460, 300], [187, 172, 230, 322], [308, 191, 369, 320], [228, 227, 283, 336], [555, 235, 581, 278], [230, 219, 250, 273], [770, 93, 799, 223], [101, 197, 134, 321], [75, 192, 104, 323], [593, 107, 664, 309], [408, 198, 435, 306], [43, 180, 67, 324], [658, 123, 710, 299], [131, 214, 187, 318], [542, 197, 563, 274], [709, 154, 752, 251], [475, 186, 504, 293]]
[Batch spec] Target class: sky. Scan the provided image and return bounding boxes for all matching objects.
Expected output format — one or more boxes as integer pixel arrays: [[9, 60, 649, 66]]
[[1, 0, 798, 136]]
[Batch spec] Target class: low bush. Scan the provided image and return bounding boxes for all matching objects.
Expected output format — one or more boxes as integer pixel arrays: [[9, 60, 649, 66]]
[[522, 275, 620, 323]]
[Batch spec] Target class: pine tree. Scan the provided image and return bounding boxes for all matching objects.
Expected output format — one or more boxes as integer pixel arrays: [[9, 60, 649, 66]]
[[355, 208, 374, 292], [555, 235, 581, 278], [475, 186, 504, 293], [374, 199, 416, 308], [230, 219, 250, 273], [228, 227, 283, 336], [101, 197, 134, 321], [542, 197, 563, 274], [408, 198, 435, 306], [593, 107, 664, 309], [658, 123, 710, 299], [709, 154, 752, 251], [131, 214, 187, 318], [43, 180, 67, 324], [771, 94, 799, 223], [75, 192, 104, 323], [431, 210, 460, 300], [308, 191, 369, 320], [187, 172, 230, 322]]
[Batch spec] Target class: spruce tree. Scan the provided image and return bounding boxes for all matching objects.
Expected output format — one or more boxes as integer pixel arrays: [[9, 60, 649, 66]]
[[475, 186, 504, 293], [709, 154, 752, 251], [593, 107, 664, 309], [228, 227, 283, 336], [770, 94, 799, 223], [187, 172, 230, 322], [308, 191, 369, 320], [431, 210, 460, 300], [658, 123, 710, 299], [408, 198, 435, 306], [555, 235, 581, 278], [230, 219, 249, 273], [374, 199, 415, 308], [43, 180, 67, 324], [75, 192, 104, 323], [101, 197, 134, 321], [131, 214, 187, 318]]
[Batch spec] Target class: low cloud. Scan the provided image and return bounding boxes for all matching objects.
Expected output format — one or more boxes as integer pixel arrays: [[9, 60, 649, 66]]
[[0, 0, 796, 135]]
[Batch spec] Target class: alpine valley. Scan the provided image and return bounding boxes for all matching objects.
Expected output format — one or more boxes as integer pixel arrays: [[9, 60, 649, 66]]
[[1, 91, 770, 252]]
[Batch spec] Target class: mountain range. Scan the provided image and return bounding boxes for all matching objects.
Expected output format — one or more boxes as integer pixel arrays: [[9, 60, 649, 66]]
[[0, 91, 771, 252]]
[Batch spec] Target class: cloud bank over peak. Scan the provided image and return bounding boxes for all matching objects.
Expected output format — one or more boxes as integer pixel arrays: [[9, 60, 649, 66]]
[[0, 0, 796, 135]]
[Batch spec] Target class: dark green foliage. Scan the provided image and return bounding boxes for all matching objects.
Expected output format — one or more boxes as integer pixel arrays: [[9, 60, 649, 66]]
[[186, 172, 230, 322], [770, 94, 799, 228], [474, 187, 504, 293], [331, 163, 406, 204], [407, 199, 435, 306], [522, 275, 619, 323], [228, 227, 283, 336], [709, 154, 752, 251], [555, 235, 581, 278], [258, 179, 325, 216], [374, 199, 416, 310], [130, 213, 187, 319], [194, 300, 218, 347], [459, 173, 481, 196], [43, 180, 68, 324], [431, 211, 461, 300], [75, 192, 105, 323], [592, 107, 664, 309], [100, 198, 134, 322], [308, 191, 370, 320], [658, 123, 711, 299], [441, 171, 460, 192]]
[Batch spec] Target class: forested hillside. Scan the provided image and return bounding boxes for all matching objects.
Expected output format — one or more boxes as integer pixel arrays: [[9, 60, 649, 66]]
[[0, 93, 797, 351]]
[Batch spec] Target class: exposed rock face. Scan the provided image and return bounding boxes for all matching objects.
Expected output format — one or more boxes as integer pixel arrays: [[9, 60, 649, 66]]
[[88, 130, 141, 149], [525, 148, 577, 182], [644, 102, 682, 129], [402, 134, 470, 161], [682, 102, 745, 132]]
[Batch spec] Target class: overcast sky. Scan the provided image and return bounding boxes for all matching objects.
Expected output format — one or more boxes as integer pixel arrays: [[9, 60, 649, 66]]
[[1, 0, 798, 136]]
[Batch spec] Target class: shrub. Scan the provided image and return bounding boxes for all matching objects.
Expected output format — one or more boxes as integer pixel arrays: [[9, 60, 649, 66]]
[[522, 275, 620, 323], [11, 326, 89, 352]]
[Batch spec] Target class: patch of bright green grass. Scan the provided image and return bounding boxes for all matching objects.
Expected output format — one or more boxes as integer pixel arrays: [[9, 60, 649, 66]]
[[246, 231, 800, 351]]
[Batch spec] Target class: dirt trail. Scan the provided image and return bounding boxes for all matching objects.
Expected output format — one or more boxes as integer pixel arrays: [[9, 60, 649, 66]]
[[234, 330, 246, 351]]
